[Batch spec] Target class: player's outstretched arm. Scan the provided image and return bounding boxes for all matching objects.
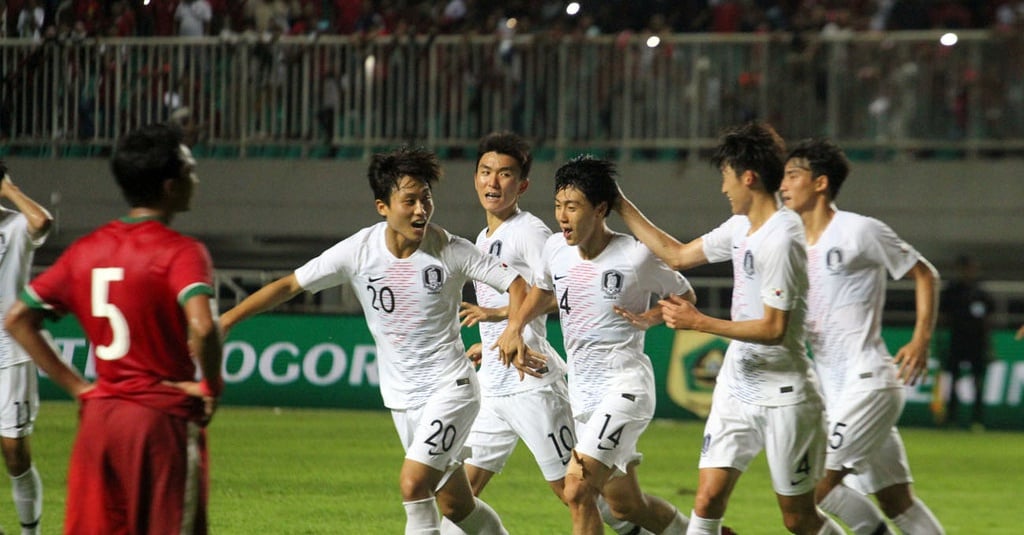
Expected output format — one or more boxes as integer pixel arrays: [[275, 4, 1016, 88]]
[[220, 273, 305, 335], [662, 295, 790, 346], [894, 258, 939, 386], [614, 290, 694, 330], [496, 282, 552, 379], [5, 302, 92, 399], [615, 189, 707, 271]]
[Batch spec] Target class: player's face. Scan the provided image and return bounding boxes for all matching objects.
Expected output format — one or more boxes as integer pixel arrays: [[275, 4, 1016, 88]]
[[474, 151, 527, 219], [377, 175, 434, 244], [555, 186, 605, 249], [779, 158, 820, 214], [171, 144, 198, 212], [720, 164, 751, 215]]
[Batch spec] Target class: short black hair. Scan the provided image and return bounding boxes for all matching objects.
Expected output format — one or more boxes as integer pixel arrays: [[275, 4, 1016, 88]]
[[477, 131, 532, 179], [787, 138, 850, 200], [710, 122, 786, 193], [110, 123, 185, 207], [554, 155, 619, 218], [367, 147, 442, 203]]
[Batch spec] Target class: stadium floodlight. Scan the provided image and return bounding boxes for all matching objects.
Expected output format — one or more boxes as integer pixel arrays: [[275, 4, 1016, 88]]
[[940, 32, 958, 46], [566, 2, 581, 16]]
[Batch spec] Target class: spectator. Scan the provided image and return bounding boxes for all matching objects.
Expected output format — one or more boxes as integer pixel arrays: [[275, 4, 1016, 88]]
[[17, 0, 44, 40], [939, 254, 994, 430], [176, 0, 212, 37]]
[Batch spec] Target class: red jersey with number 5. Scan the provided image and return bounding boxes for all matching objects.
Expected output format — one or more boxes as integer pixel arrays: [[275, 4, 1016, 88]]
[[23, 218, 214, 421]]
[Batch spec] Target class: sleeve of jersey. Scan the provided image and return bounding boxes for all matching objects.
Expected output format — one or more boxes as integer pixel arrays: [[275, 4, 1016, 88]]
[[701, 217, 737, 264], [759, 232, 804, 312], [453, 236, 518, 293], [636, 242, 691, 297], [863, 217, 920, 280], [532, 235, 559, 292], [20, 257, 71, 314], [170, 241, 215, 306], [294, 239, 354, 294], [518, 221, 551, 287]]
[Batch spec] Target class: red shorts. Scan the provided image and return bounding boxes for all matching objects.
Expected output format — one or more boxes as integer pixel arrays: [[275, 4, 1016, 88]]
[[65, 398, 208, 535]]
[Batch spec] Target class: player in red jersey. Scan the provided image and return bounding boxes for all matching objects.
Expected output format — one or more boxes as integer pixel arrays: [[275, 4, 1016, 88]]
[[4, 123, 223, 535]]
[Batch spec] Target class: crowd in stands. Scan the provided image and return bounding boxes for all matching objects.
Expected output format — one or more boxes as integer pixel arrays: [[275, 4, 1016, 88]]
[[1, 0, 1023, 43]]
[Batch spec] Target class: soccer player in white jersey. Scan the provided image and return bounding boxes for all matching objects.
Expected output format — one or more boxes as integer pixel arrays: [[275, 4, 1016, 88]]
[[496, 155, 695, 535], [450, 133, 647, 535], [221, 148, 531, 535], [780, 138, 944, 535], [614, 122, 844, 535], [0, 163, 52, 535]]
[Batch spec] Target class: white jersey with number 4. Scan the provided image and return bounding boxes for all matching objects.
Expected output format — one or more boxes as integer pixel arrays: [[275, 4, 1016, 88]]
[[535, 232, 692, 418], [702, 209, 818, 407], [295, 222, 519, 410], [805, 210, 920, 404], [474, 210, 566, 396], [0, 207, 48, 368]]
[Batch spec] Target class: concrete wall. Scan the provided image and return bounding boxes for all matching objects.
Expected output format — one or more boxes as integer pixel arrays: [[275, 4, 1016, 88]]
[[8, 156, 1024, 278]]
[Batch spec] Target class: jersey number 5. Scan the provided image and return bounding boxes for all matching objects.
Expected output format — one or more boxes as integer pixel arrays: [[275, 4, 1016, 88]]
[[92, 267, 129, 360]]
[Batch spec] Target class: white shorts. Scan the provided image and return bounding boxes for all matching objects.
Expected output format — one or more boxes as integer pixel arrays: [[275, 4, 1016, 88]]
[[465, 381, 575, 481], [825, 386, 904, 473], [699, 389, 827, 496], [574, 388, 654, 476], [392, 374, 480, 474], [0, 362, 39, 439], [843, 428, 914, 495]]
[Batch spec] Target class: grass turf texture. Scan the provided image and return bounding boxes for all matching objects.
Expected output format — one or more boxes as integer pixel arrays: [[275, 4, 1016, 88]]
[[7, 402, 1019, 533]]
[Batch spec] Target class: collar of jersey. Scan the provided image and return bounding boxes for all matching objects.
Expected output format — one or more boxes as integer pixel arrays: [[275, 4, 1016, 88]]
[[119, 215, 164, 224]]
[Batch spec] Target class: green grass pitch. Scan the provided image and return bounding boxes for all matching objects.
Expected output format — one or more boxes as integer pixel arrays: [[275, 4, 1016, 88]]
[[5, 402, 1019, 533]]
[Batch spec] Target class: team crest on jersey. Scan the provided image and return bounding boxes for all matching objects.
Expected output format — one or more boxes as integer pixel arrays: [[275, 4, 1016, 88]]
[[826, 247, 844, 273], [601, 270, 624, 297], [742, 250, 755, 276], [488, 240, 503, 257], [422, 265, 445, 292]]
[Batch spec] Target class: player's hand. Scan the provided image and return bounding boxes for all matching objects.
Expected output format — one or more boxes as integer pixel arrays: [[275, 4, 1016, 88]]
[[658, 294, 702, 331], [459, 302, 507, 327], [511, 346, 548, 381], [1015, 325, 1024, 341], [613, 305, 661, 331], [493, 326, 526, 368], [163, 380, 219, 426], [465, 342, 483, 367], [893, 339, 929, 386]]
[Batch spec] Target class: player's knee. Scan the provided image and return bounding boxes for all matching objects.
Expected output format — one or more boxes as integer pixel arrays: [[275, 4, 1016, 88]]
[[605, 494, 647, 523], [781, 510, 820, 534], [398, 473, 433, 502], [692, 490, 728, 519]]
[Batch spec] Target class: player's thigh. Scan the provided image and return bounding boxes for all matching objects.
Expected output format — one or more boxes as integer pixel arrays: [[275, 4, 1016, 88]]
[[574, 389, 653, 477], [697, 392, 764, 473], [500, 381, 575, 481], [463, 399, 520, 475], [396, 379, 481, 473], [0, 362, 38, 439], [843, 428, 914, 495], [825, 386, 904, 473], [764, 399, 828, 497]]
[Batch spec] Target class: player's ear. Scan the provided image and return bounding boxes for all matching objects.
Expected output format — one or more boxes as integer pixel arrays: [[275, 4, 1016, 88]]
[[517, 177, 530, 196], [375, 198, 388, 218]]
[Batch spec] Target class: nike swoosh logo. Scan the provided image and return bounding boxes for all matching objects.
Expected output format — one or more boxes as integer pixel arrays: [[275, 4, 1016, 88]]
[[368, 275, 385, 282], [790, 477, 807, 486], [553, 275, 567, 280]]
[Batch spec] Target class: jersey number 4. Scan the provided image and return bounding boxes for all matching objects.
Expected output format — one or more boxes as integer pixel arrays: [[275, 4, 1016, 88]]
[[92, 267, 130, 360]]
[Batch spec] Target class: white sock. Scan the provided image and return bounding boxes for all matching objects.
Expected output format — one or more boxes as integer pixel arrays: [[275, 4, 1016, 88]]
[[403, 497, 441, 535], [452, 497, 508, 535], [661, 508, 690, 534], [891, 498, 944, 535], [819, 485, 891, 534], [440, 515, 468, 534], [597, 495, 637, 534], [685, 510, 721, 535], [816, 514, 846, 535], [10, 465, 41, 535]]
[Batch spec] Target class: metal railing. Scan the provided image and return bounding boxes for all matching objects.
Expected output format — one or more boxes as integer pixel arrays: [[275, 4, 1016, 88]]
[[2, 30, 1022, 159]]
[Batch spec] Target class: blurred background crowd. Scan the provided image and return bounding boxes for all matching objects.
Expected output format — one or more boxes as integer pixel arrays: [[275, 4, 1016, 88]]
[[2, 0, 1024, 44]]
